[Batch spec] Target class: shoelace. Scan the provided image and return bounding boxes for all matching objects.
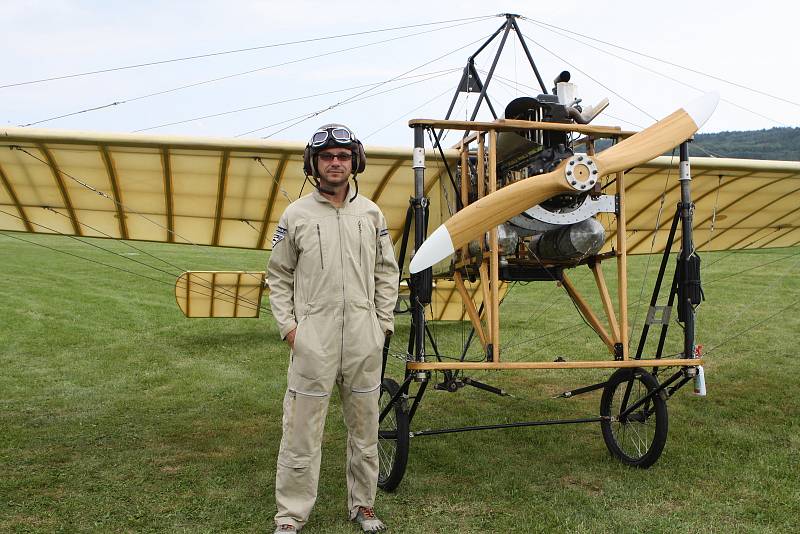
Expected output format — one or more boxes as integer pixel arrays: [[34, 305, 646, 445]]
[[359, 507, 376, 519]]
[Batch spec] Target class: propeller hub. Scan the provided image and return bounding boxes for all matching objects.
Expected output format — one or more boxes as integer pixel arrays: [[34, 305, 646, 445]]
[[564, 154, 598, 191]]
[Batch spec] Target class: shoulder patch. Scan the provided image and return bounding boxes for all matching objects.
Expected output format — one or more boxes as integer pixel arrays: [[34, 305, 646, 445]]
[[271, 225, 287, 247]]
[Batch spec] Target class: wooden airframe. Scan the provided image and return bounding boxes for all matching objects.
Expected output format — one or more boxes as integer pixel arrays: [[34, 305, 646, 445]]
[[1, 124, 798, 328]]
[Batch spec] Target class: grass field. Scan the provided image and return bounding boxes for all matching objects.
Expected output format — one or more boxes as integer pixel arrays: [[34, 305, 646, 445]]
[[1, 233, 798, 533]]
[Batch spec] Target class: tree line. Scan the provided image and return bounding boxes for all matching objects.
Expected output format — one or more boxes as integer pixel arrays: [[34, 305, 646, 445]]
[[688, 127, 800, 160]]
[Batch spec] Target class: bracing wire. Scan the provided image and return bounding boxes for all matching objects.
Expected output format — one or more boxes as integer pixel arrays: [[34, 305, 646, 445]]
[[361, 83, 456, 141], [7, 145, 266, 289], [520, 16, 800, 109], [698, 246, 800, 356], [519, 31, 657, 122], [705, 248, 800, 285], [0, 230, 265, 314], [253, 34, 493, 139], [628, 150, 677, 349], [704, 298, 800, 356], [254, 157, 293, 204], [133, 69, 459, 133], [239, 67, 464, 137], [521, 18, 789, 127], [20, 18, 493, 128], [479, 69, 650, 130], [700, 175, 724, 251], [41, 206, 267, 311], [1, 15, 496, 90], [0, 209, 267, 314]]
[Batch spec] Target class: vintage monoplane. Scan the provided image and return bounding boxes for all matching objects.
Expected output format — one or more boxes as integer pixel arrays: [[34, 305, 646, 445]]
[[2, 14, 799, 492]]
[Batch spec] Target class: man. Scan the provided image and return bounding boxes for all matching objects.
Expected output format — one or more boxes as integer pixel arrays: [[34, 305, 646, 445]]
[[267, 124, 399, 533]]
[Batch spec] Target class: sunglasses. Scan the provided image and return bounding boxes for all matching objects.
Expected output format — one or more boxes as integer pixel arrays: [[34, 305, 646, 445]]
[[310, 126, 355, 147], [317, 152, 353, 162]]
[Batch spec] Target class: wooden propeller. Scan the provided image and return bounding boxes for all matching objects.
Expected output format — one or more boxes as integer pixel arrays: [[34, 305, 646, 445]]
[[409, 92, 719, 273]]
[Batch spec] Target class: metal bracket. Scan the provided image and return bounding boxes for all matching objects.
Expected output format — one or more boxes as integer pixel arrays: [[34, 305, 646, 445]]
[[645, 305, 672, 325], [410, 196, 429, 209], [524, 194, 615, 225], [613, 343, 624, 361]]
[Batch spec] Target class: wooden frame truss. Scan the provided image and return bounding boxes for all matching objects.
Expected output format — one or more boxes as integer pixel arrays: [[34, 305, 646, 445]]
[[407, 117, 702, 372]]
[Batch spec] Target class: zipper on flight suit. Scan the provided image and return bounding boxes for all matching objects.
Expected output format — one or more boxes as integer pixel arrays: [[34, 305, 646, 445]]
[[376, 228, 384, 268], [358, 220, 362, 266], [316, 224, 324, 269], [337, 210, 346, 369]]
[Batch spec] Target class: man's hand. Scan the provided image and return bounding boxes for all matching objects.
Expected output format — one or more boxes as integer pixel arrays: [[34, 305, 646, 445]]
[[285, 328, 297, 349]]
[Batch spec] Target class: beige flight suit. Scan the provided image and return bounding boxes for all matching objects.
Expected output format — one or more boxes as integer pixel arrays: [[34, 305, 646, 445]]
[[267, 189, 399, 530]]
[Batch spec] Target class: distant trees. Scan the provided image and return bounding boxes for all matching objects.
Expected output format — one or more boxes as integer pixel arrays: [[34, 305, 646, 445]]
[[688, 127, 800, 160], [594, 127, 800, 161]]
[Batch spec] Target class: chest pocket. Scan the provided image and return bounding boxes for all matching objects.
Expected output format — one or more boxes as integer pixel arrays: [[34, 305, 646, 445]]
[[296, 220, 329, 272], [315, 223, 325, 269], [356, 217, 377, 268]]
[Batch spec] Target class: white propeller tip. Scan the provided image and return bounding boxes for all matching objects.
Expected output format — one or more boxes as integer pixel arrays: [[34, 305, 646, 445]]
[[409, 225, 455, 273], [684, 92, 720, 129]]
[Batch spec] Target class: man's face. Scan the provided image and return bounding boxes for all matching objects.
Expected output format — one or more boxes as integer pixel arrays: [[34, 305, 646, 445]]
[[317, 147, 353, 188]]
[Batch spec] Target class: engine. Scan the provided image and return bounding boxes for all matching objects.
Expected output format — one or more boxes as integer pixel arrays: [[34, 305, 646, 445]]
[[458, 72, 614, 279]]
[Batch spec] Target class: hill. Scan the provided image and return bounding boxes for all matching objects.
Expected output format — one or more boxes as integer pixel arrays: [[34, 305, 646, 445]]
[[689, 127, 800, 160], [594, 126, 800, 161]]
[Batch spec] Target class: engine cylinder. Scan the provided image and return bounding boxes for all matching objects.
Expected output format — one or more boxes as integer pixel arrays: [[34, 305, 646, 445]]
[[528, 218, 605, 262]]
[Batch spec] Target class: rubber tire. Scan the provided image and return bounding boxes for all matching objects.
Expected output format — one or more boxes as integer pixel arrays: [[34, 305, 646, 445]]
[[600, 367, 668, 468], [377, 377, 409, 491]]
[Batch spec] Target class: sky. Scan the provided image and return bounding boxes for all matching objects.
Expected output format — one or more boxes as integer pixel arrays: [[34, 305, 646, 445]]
[[3, 0, 800, 148]]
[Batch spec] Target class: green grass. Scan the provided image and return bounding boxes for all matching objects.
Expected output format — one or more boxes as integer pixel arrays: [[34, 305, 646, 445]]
[[1, 233, 798, 533]]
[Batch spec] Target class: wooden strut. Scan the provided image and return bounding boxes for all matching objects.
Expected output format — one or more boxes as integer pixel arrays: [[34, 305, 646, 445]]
[[185, 272, 192, 317], [409, 118, 630, 137], [233, 272, 242, 318], [0, 162, 33, 232], [212, 150, 231, 246], [453, 271, 488, 349], [616, 170, 629, 358], [590, 260, 621, 343], [257, 156, 289, 250], [99, 145, 129, 240], [210, 272, 217, 317], [460, 139, 469, 262], [160, 148, 175, 243], [478, 262, 491, 331], [416, 122, 651, 370], [488, 130, 500, 361], [561, 272, 616, 353], [38, 143, 82, 236]]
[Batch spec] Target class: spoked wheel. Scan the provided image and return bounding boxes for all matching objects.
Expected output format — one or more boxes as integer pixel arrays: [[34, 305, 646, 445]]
[[600, 367, 668, 468], [377, 377, 409, 491]]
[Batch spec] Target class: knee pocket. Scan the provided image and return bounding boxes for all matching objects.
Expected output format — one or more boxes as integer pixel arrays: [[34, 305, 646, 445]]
[[280, 389, 329, 465], [277, 454, 310, 470], [350, 383, 381, 395]]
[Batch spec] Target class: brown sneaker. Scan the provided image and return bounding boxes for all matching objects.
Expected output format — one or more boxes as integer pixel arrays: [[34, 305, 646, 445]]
[[353, 506, 386, 532]]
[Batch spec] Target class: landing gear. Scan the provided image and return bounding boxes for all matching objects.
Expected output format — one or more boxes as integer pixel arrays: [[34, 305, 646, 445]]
[[600, 368, 668, 468], [377, 377, 409, 491]]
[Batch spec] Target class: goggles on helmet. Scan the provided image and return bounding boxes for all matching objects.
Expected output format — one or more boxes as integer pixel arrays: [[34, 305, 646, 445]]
[[310, 126, 356, 148]]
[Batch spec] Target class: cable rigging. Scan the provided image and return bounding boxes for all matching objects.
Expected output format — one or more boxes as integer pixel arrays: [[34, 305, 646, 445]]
[[7, 145, 268, 297], [0, 209, 267, 314], [133, 68, 459, 133], [1, 15, 496, 90], [19, 17, 492, 128], [521, 18, 789, 128], [253, 34, 493, 139], [520, 16, 800, 109]]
